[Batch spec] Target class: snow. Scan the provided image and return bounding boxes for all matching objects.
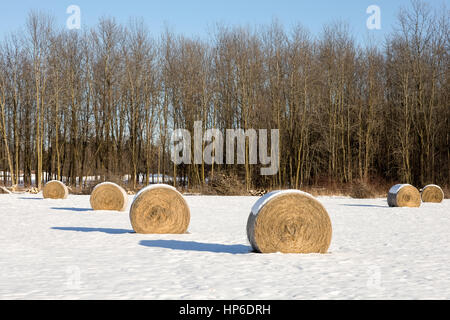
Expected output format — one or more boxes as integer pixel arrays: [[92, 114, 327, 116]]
[[388, 184, 410, 195], [133, 184, 181, 201], [250, 189, 317, 216], [0, 193, 449, 299], [92, 182, 128, 198]]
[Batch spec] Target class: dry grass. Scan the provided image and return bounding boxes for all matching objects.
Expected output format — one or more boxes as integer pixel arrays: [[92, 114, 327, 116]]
[[0, 186, 12, 194], [2, 177, 446, 199], [70, 177, 134, 195], [301, 180, 388, 198], [201, 172, 247, 196], [349, 180, 377, 199], [442, 186, 449, 199], [184, 177, 402, 198]]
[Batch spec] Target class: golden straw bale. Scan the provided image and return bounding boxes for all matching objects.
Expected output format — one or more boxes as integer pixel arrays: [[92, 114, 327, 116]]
[[247, 190, 332, 254], [90, 182, 128, 211], [421, 184, 444, 203], [387, 184, 421, 207], [43, 180, 69, 199], [129, 184, 190, 234]]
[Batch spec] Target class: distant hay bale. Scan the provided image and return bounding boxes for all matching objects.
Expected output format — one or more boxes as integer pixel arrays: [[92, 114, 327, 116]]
[[43, 180, 68, 199], [129, 184, 190, 234], [421, 184, 444, 203], [387, 184, 421, 207], [247, 190, 332, 254], [90, 182, 128, 211]]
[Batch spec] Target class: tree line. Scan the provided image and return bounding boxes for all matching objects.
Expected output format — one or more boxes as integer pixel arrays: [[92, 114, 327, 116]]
[[0, 0, 448, 191]]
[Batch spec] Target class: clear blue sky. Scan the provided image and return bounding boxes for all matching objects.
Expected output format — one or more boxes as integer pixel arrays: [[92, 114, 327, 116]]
[[0, 0, 445, 44]]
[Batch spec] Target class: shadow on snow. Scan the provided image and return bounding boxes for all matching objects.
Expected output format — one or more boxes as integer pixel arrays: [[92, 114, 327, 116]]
[[341, 204, 387, 208], [140, 240, 251, 255], [52, 227, 134, 234], [50, 207, 93, 212]]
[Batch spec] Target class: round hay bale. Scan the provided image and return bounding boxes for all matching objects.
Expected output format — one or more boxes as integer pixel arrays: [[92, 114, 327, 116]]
[[90, 182, 128, 211], [43, 180, 68, 199], [129, 184, 190, 234], [421, 184, 444, 203], [247, 190, 332, 254], [387, 184, 421, 207]]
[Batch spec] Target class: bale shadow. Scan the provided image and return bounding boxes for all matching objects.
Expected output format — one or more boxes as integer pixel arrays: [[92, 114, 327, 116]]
[[50, 207, 93, 212], [341, 204, 387, 208], [140, 240, 251, 255], [52, 227, 135, 234], [18, 197, 43, 201]]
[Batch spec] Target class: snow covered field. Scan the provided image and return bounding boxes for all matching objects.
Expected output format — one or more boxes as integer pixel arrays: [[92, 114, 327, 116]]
[[0, 193, 449, 300]]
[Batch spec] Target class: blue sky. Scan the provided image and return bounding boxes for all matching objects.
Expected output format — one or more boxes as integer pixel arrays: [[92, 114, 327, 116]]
[[0, 0, 445, 45]]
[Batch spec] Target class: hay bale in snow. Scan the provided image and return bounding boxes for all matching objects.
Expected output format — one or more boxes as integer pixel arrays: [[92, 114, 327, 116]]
[[387, 184, 421, 207], [43, 180, 68, 199], [247, 190, 332, 254], [129, 184, 190, 234], [421, 184, 444, 203], [90, 182, 128, 211]]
